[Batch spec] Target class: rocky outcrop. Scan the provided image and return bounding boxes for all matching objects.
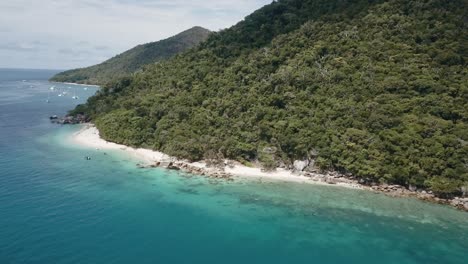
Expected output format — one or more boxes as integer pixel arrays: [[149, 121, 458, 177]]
[[293, 160, 309, 172], [51, 114, 88, 125], [450, 197, 468, 211], [139, 157, 467, 212], [301, 170, 468, 212], [145, 160, 234, 181]]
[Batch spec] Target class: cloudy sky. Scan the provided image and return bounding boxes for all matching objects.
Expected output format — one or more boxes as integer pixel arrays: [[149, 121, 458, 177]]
[[0, 0, 271, 70]]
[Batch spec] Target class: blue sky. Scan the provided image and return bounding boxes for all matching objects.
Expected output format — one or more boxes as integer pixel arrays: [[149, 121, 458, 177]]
[[0, 0, 271, 70]]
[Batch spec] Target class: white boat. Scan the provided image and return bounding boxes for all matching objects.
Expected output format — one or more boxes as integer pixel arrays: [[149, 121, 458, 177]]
[[83, 87, 88, 91], [72, 87, 79, 99]]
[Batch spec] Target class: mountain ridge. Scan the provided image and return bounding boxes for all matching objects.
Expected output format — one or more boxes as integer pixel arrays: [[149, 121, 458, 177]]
[[50, 26, 212, 85]]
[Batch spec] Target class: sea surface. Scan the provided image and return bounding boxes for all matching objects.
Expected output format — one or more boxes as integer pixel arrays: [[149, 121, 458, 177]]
[[0, 68, 467, 264]]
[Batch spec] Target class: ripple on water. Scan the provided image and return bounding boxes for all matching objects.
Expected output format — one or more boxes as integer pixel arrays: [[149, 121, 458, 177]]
[[0, 74, 467, 264]]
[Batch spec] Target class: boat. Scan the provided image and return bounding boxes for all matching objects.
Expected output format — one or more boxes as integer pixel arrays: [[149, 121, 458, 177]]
[[72, 87, 79, 99], [83, 87, 88, 91]]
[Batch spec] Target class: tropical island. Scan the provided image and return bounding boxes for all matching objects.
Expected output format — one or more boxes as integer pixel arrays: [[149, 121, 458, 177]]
[[53, 0, 467, 209], [50, 26, 212, 85]]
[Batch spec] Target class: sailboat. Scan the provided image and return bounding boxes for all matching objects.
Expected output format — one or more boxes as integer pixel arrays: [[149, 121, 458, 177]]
[[46, 90, 50, 103], [72, 87, 79, 100]]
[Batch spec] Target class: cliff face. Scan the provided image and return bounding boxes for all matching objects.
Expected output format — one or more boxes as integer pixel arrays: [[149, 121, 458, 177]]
[[50, 27, 212, 85]]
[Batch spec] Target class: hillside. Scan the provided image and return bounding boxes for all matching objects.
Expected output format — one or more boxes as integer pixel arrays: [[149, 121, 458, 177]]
[[72, 0, 468, 196], [50, 26, 211, 85]]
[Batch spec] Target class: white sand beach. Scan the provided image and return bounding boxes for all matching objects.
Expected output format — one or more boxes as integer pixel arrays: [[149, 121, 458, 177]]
[[51, 82, 100, 87], [70, 124, 365, 189]]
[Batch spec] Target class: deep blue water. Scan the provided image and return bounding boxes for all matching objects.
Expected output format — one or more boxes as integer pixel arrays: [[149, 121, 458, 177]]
[[0, 69, 467, 264]]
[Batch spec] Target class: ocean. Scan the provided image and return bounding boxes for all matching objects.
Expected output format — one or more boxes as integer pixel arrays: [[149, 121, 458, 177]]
[[0, 69, 466, 264]]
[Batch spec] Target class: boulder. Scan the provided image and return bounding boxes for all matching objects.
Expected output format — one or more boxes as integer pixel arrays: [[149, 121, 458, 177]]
[[167, 162, 180, 170], [461, 186, 468, 197], [325, 178, 337, 184], [293, 160, 309, 172]]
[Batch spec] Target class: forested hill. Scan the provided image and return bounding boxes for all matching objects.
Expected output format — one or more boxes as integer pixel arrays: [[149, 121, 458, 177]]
[[72, 0, 468, 196], [50, 26, 211, 85]]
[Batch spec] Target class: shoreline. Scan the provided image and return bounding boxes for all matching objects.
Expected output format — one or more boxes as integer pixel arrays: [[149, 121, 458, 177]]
[[69, 124, 468, 212], [50, 81, 100, 87], [69, 124, 363, 189]]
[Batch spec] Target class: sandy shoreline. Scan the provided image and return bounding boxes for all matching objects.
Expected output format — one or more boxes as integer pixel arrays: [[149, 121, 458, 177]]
[[50, 81, 100, 87], [68, 124, 468, 211], [70, 124, 364, 189]]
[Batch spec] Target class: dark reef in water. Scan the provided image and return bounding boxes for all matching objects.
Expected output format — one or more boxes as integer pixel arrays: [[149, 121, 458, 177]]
[[50, 114, 89, 125]]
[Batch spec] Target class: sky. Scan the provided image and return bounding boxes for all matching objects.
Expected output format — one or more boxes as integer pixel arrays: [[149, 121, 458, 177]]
[[0, 0, 272, 70]]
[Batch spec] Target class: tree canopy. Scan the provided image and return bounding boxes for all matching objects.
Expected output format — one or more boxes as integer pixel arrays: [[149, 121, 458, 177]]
[[71, 0, 468, 195]]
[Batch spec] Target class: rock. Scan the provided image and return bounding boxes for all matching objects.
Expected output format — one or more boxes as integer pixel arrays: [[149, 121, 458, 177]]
[[293, 160, 309, 172], [326, 178, 337, 184], [409, 184, 417, 192], [167, 162, 180, 170], [461, 186, 467, 197], [50, 114, 88, 125], [450, 199, 460, 206], [464, 202, 468, 210]]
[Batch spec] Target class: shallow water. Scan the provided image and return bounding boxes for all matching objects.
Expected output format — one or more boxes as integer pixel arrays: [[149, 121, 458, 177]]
[[0, 69, 467, 264]]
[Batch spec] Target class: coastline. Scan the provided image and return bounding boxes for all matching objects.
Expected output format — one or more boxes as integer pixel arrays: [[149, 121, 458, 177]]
[[69, 124, 364, 189], [50, 81, 100, 87], [70, 124, 468, 212]]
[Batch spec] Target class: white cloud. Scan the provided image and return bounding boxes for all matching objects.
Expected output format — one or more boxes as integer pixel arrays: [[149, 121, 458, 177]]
[[0, 0, 271, 69]]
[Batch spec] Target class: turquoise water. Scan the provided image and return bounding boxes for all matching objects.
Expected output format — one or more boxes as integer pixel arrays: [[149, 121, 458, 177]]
[[0, 69, 467, 264]]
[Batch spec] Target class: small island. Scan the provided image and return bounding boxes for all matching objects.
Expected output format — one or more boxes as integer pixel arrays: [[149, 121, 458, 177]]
[[50, 0, 468, 212]]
